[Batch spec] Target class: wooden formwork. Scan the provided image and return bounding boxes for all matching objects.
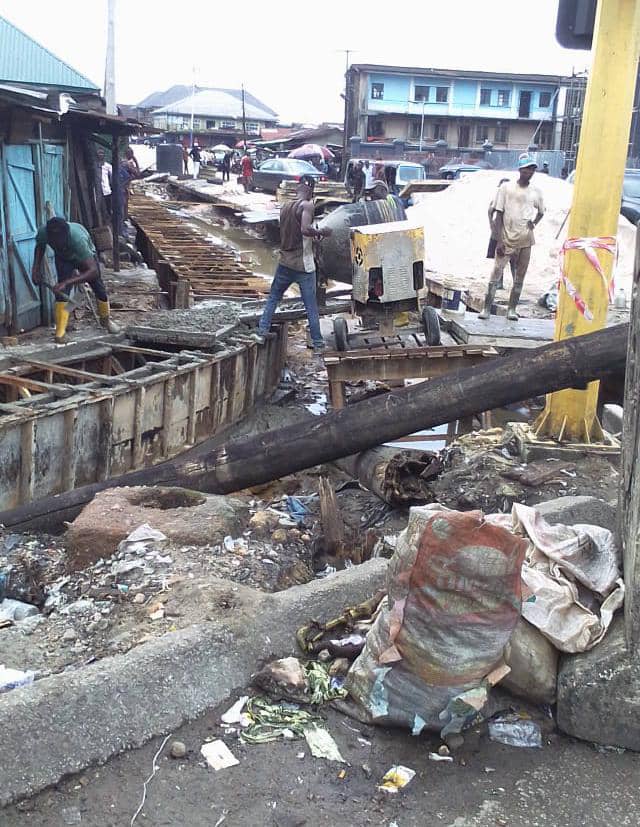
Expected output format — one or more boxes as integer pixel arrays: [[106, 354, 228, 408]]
[[129, 194, 269, 303], [0, 327, 287, 510]]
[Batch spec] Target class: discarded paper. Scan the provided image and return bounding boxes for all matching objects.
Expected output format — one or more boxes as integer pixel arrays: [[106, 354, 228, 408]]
[[201, 740, 239, 770]]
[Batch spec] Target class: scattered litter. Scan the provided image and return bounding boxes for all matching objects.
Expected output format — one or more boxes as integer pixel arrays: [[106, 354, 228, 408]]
[[61, 806, 82, 825], [304, 725, 346, 763], [286, 496, 309, 523], [0, 664, 35, 693], [201, 740, 239, 771], [315, 565, 337, 578], [118, 524, 167, 556], [241, 697, 323, 743], [130, 734, 170, 826], [428, 752, 453, 762], [221, 695, 250, 725], [213, 812, 228, 827], [595, 744, 626, 754], [378, 765, 416, 794], [488, 714, 542, 748], [149, 608, 165, 621]]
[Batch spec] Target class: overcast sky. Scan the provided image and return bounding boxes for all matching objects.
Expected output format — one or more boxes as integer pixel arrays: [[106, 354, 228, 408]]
[[1, 0, 590, 123]]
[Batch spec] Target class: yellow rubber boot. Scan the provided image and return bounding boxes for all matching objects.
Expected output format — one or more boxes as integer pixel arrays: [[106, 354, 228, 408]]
[[97, 300, 121, 334], [54, 302, 70, 344]]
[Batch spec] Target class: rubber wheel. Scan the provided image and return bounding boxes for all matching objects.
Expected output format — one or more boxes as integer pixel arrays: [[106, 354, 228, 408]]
[[422, 306, 441, 346], [333, 317, 349, 351]]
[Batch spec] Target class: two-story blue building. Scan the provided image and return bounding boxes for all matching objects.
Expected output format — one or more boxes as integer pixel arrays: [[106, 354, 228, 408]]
[[346, 64, 577, 152]]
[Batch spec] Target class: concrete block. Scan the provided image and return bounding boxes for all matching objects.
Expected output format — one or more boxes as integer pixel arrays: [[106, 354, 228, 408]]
[[535, 495, 617, 534], [603, 404, 624, 435], [557, 616, 640, 750]]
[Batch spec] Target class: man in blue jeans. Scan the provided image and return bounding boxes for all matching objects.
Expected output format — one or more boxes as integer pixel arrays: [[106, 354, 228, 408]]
[[257, 175, 331, 353]]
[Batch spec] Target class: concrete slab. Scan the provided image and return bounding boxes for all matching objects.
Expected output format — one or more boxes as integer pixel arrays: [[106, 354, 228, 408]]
[[448, 314, 555, 349], [0, 560, 387, 806]]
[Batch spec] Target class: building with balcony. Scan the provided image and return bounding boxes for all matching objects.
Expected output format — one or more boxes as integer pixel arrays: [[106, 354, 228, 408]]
[[144, 86, 277, 146], [345, 64, 582, 153]]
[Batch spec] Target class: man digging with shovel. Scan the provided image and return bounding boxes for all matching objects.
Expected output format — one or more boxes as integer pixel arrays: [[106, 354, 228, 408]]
[[31, 217, 121, 344]]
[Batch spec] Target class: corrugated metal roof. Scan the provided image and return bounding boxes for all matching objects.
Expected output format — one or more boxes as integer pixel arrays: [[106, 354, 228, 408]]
[[0, 15, 99, 91], [150, 88, 277, 121]]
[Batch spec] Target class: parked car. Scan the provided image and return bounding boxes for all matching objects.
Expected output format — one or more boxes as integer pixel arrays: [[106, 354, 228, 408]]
[[621, 169, 640, 225], [567, 168, 640, 225], [250, 158, 325, 193], [439, 161, 488, 179]]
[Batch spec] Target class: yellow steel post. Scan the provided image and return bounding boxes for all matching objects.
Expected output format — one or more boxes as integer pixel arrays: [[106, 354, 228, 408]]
[[535, 0, 640, 443]]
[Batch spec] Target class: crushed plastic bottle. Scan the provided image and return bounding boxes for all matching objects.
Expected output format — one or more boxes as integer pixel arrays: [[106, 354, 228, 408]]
[[488, 714, 542, 748]]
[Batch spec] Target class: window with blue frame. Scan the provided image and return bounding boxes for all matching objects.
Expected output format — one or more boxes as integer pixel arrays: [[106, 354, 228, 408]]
[[372, 83, 384, 100], [480, 88, 491, 106], [414, 84, 430, 102], [539, 91, 552, 107], [497, 89, 511, 107], [435, 86, 449, 103]]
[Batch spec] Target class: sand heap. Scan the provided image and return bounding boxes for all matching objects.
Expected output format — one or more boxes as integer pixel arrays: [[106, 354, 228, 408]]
[[407, 170, 636, 301]]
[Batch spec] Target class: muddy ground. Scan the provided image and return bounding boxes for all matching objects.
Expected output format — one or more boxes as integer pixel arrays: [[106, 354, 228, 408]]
[[3, 689, 639, 827]]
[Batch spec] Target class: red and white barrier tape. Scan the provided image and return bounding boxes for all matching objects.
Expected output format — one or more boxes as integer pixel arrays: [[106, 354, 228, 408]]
[[558, 236, 617, 320]]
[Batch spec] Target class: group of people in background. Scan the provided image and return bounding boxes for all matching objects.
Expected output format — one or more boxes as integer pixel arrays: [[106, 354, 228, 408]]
[[347, 158, 399, 202]]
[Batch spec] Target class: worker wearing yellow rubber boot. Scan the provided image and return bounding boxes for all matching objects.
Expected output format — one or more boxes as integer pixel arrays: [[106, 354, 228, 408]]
[[32, 217, 121, 344]]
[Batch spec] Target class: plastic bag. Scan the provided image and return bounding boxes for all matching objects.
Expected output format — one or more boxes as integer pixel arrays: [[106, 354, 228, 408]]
[[488, 714, 542, 748], [346, 506, 528, 733]]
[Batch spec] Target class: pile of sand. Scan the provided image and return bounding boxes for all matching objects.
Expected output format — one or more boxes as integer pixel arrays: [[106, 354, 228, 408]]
[[407, 170, 636, 301]]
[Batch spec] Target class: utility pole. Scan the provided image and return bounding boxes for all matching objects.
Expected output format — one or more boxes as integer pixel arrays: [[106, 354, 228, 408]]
[[535, 0, 640, 443], [189, 65, 196, 149], [339, 49, 353, 175], [104, 0, 116, 115], [241, 84, 247, 151]]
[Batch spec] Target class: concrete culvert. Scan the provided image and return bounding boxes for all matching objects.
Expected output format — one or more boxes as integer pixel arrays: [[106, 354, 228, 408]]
[[126, 487, 207, 510]]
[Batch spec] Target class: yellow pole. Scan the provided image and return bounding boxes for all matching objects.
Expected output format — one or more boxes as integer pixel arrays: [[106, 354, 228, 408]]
[[535, 0, 640, 443]]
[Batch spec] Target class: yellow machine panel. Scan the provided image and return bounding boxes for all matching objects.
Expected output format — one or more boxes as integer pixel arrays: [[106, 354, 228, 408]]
[[350, 220, 425, 305]]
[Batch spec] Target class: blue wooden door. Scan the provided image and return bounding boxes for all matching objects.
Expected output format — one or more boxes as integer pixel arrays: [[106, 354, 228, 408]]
[[3, 145, 41, 332], [0, 151, 9, 334], [40, 143, 66, 322]]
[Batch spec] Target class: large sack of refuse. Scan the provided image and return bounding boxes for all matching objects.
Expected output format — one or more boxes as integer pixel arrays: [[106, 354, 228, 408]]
[[346, 506, 528, 733], [502, 617, 558, 704]]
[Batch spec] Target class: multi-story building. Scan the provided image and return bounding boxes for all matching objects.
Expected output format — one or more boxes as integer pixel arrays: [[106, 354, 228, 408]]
[[145, 86, 277, 146], [346, 64, 581, 152]]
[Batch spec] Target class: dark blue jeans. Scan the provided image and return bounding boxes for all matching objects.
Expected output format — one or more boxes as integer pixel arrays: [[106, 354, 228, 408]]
[[258, 264, 323, 348]]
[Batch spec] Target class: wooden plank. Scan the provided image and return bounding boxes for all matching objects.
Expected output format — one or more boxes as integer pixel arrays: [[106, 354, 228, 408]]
[[61, 408, 77, 491], [132, 386, 145, 467], [161, 376, 175, 457], [19, 419, 34, 503]]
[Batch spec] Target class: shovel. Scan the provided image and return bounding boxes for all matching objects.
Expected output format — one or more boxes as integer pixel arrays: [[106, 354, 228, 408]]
[[41, 281, 83, 312]]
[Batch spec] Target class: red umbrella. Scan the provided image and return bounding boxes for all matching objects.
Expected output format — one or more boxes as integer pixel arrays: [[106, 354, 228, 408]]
[[288, 143, 335, 160]]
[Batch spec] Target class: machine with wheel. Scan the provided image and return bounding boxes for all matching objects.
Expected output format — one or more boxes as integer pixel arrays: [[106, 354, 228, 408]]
[[332, 219, 441, 351]]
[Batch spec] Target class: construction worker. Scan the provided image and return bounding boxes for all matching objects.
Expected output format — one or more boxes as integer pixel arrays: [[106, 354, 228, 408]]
[[479, 155, 545, 321], [31, 217, 121, 344]]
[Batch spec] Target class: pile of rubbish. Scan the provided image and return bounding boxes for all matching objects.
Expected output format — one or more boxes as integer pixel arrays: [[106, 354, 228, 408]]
[[234, 500, 623, 760]]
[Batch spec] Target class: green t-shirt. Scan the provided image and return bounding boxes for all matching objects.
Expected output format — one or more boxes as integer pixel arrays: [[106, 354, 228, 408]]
[[36, 222, 96, 265]]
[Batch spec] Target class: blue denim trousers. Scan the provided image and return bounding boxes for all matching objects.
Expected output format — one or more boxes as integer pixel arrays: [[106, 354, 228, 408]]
[[258, 264, 323, 348]]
